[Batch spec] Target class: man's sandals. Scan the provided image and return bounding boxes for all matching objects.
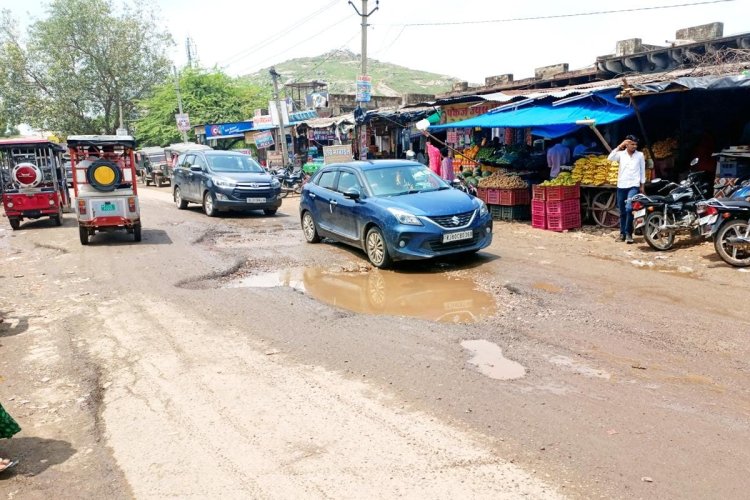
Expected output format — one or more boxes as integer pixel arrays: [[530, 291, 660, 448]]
[[0, 458, 18, 473]]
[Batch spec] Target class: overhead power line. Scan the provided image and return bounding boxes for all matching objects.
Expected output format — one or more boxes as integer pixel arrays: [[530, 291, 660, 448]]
[[376, 0, 736, 27], [218, 0, 338, 68]]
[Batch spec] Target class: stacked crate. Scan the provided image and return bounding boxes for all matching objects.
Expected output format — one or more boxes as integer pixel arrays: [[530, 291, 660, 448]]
[[478, 187, 531, 221], [531, 185, 582, 231]]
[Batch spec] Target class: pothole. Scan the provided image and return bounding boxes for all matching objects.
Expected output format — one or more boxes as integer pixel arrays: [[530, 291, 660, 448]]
[[225, 267, 497, 324], [461, 339, 526, 380]]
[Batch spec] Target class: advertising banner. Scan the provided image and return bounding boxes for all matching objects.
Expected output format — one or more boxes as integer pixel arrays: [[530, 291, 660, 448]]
[[440, 103, 497, 124], [254, 131, 275, 149], [356, 75, 372, 103], [175, 113, 191, 132]]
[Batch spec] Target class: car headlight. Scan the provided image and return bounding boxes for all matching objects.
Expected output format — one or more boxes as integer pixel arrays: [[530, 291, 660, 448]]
[[387, 207, 423, 226], [270, 177, 281, 188], [478, 200, 489, 217], [213, 177, 236, 188]]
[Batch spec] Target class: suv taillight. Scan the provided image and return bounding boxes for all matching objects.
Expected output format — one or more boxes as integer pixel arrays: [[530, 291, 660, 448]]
[[128, 197, 136, 212], [77, 199, 86, 215]]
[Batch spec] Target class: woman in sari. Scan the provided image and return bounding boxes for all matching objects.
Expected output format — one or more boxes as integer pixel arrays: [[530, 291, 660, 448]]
[[0, 402, 20, 472]]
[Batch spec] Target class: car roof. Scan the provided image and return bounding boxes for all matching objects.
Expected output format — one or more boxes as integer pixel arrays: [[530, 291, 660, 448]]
[[202, 150, 250, 156], [323, 160, 423, 171]]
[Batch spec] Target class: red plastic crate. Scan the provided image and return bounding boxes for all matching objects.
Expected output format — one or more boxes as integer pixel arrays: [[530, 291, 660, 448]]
[[484, 188, 501, 205], [531, 200, 546, 216], [545, 184, 580, 201], [532, 184, 546, 201], [545, 198, 580, 216], [477, 187, 488, 204], [498, 188, 531, 206], [546, 211, 581, 231], [531, 211, 546, 229]]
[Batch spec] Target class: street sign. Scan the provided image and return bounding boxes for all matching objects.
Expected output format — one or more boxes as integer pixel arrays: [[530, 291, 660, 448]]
[[116, 128, 128, 136], [175, 113, 191, 132], [356, 75, 372, 103], [254, 131, 275, 149], [323, 144, 353, 164]]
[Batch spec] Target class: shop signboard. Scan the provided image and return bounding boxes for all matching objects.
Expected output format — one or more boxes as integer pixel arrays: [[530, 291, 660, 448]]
[[253, 115, 274, 128], [267, 151, 284, 167], [269, 100, 290, 126], [446, 131, 458, 144], [175, 113, 191, 132], [254, 131, 275, 149], [205, 121, 254, 139], [323, 144, 353, 164], [440, 103, 497, 124], [311, 129, 336, 142], [356, 75, 372, 103]]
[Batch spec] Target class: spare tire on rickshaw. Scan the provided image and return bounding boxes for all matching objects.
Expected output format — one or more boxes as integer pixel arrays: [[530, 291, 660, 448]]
[[86, 159, 122, 192]]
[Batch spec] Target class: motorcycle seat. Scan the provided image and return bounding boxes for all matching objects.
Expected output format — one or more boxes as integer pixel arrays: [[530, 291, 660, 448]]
[[715, 199, 750, 209]]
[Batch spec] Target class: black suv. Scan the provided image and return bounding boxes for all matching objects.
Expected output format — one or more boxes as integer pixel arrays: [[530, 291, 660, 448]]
[[172, 150, 282, 216]]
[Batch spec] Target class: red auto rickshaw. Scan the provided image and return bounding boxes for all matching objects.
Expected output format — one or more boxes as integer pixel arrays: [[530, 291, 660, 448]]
[[0, 138, 71, 230], [68, 135, 141, 245]]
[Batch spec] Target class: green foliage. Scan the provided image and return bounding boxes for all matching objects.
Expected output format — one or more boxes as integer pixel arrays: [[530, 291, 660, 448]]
[[134, 67, 271, 147], [0, 0, 173, 136]]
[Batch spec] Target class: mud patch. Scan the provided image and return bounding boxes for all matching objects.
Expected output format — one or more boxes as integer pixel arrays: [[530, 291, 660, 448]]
[[548, 355, 611, 380], [226, 267, 497, 323], [34, 242, 69, 254], [461, 339, 526, 380], [532, 282, 562, 294]]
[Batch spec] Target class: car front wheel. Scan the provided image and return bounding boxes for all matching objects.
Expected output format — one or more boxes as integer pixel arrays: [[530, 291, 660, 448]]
[[301, 211, 320, 243], [203, 191, 217, 217], [175, 187, 188, 209], [365, 226, 392, 269]]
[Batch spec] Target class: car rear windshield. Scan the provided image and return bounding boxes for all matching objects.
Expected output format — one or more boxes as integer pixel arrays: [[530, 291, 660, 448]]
[[207, 154, 264, 173], [363, 165, 448, 197]]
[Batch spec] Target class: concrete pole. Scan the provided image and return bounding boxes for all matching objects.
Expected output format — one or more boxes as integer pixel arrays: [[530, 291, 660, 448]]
[[173, 66, 189, 143], [361, 0, 368, 78], [270, 67, 289, 167]]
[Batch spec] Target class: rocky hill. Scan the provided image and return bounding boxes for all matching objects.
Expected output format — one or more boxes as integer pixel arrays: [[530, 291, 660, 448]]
[[242, 49, 457, 96]]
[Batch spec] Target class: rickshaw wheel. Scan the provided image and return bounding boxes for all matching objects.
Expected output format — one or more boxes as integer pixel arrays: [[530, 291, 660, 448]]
[[9, 218, 20, 230], [52, 207, 63, 226], [79, 226, 89, 245], [133, 223, 142, 242]]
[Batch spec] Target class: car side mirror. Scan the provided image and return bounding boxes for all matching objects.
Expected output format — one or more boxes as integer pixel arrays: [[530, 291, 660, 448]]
[[189, 165, 202, 172], [343, 188, 361, 200]]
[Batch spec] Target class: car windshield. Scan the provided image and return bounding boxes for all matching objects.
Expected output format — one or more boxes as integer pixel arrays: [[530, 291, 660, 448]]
[[147, 154, 166, 163], [363, 165, 449, 197], [207, 154, 264, 173]]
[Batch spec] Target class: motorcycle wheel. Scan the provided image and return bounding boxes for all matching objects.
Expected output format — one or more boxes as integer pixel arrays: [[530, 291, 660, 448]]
[[714, 219, 750, 267], [643, 211, 676, 251]]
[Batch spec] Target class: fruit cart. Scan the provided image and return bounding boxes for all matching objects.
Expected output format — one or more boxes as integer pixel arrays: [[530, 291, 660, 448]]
[[580, 185, 620, 228], [0, 138, 71, 230]]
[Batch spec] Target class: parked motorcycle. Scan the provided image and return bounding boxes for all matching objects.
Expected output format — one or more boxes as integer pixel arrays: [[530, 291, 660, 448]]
[[697, 197, 750, 267], [631, 162, 712, 251], [451, 174, 477, 197], [271, 164, 308, 198]]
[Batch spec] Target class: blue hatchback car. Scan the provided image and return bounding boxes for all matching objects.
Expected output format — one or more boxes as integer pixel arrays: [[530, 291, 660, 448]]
[[299, 160, 493, 268]]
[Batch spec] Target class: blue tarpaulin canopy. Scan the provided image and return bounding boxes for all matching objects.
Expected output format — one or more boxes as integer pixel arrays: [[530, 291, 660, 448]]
[[429, 90, 643, 138]]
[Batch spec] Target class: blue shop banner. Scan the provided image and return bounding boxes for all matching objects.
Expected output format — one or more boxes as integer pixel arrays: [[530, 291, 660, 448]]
[[205, 121, 254, 139]]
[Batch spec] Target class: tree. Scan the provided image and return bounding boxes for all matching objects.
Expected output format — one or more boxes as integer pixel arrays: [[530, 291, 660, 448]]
[[134, 67, 271, 147], [0, 0, 173, 136]]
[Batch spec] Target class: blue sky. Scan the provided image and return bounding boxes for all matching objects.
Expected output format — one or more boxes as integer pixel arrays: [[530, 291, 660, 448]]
[[5, 0, 749, 83]]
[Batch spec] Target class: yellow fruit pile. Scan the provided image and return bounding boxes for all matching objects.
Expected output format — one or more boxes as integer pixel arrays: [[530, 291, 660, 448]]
[[478, 172, 528, 189], [540, 171, 577, 186], [651, 138, 678, 159], [460, 144, 480, 160], [571, 155, 619, 186]]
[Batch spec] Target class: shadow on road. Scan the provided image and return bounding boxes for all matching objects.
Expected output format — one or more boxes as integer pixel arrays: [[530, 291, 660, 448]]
[[0, 314, 30, 338], [0, 437, 76, 479]]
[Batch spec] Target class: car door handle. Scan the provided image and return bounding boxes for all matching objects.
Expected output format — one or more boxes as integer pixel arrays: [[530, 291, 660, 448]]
[[330, 200, 338, 206], [309, 193, 316, 199]]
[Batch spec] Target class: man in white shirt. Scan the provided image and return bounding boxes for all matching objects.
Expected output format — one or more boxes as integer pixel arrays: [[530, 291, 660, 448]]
[[608, 134, 645, 244], [547, 142, 571, 179]]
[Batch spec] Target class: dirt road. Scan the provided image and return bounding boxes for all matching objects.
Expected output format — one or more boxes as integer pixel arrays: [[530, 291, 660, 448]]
[[1, 186, 749, 499]]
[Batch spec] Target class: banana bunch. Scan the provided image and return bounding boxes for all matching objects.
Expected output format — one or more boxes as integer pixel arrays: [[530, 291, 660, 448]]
[[540, 171, 577, 186], [652, 138, 678, 159], [461, 144, 480, 160], [571, 155, 619, 185], [478, 172, 528, 189]]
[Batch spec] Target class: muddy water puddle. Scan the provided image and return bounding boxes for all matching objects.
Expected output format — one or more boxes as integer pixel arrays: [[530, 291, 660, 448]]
[[461, 339, 526, 380], [227, 268, 496, 323]]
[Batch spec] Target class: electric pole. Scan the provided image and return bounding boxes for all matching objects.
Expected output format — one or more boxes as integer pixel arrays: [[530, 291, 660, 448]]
[[173, 66, 189, 143], [348, 0, 379, 88], [270, 67, 289, 167]]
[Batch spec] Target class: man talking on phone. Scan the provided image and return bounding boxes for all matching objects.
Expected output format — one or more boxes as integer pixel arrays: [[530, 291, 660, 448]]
[[608, 134, 645, 244]]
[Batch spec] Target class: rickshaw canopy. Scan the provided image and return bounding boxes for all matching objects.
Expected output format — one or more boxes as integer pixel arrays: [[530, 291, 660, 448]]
[[67, 135, 136, 148]]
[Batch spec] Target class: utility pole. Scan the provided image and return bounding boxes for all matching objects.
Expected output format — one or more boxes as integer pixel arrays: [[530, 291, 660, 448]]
[[348, 0, 379, 159], [348, 0, 379, 79], [270, 67, 289, 167], [173, 66, 189, 143]]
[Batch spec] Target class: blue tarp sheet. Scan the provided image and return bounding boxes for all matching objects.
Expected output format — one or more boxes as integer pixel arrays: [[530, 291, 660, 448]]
[[429, 90, 640, 138]]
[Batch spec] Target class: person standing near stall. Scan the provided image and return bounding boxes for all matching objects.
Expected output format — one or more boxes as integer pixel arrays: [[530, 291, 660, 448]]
[[440, 148, 455, 182], [546, 140, 571, 179], [608, 134, 645, 244], [426, 139, 443, 175]]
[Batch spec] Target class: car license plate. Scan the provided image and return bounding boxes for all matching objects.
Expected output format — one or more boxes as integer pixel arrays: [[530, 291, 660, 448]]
[[443, 230, 473, 243], [247, 197, 266, 204], [100, 203, 116, 212], [633, 209, 646, 218]]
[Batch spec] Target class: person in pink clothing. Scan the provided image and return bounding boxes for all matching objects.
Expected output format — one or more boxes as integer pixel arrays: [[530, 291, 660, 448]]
[[426, 140, 442, 175], [440, 148, 454, 182]]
